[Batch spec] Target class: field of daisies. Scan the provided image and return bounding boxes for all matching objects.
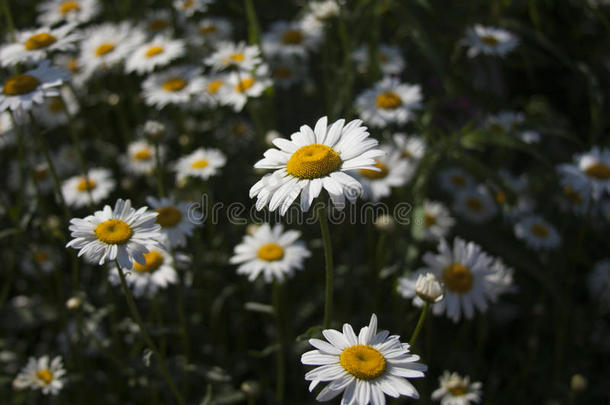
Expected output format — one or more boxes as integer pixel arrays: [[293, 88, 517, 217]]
[[1, 0, 610, 403]]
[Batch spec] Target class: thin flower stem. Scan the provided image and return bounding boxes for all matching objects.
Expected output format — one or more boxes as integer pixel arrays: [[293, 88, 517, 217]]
[[272, 280, 286, 402], [1, 0, 15, 42], [409, 302, 429, 346], [317, 204, 334, 329], [154, 141, 165, 197], [114, 261, 185, 405]]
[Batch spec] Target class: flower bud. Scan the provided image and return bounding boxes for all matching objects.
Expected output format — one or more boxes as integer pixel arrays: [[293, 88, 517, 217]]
[[415, 273, 443, 303], [66, 296, 82, 310], [143, 120, 166, 142], [374, 214, 395, 233]]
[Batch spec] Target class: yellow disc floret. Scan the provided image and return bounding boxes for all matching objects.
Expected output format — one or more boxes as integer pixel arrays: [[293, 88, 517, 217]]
[[149, 19, 169, 32], [375, 91, 402, 109], [145, 46, 164, 58], [282, 30, 304, 45], [60, 1, 80, 14], [24, 33, 57, 50], [207, 80, 223, 93], [286, 144, 341, 179], [443, 263, 474, 293], [162, 78, 187, 92], [77, 178, 96, 191], [481, 35, 499, 46], [466, 197, 483, 212], [235, 78, 255, 93], [95, 43, 115, 56], [339, 345, 386, 380], [133, 148, 152, 161], [191, 159, 209, 169], [584, 162, 610, 180], [448, 383, 469, 396], [155, 206, 182, 227], [94, 219, 133, 245], [360, 162, 389, 180], [257, 243, 285, 262], [3, 74, 40, 95], [133, 250, 164, 273], [530, 223, 549, 238], [36, 369, 53, 385]]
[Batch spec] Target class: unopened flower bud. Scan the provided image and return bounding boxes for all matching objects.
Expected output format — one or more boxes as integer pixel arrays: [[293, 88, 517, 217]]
[[240, 380, 261, 398], [374, 214, 396, 233], [415, 273, 443, 303], [570, 374, 587, 392], [66, 296, 82, 310], [143, 120, 166, 142]]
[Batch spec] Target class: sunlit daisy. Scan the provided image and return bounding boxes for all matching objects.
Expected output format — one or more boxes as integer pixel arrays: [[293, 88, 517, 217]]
[[514, 215, 561, 250], [352, 44, 406, 76], [146, 196, 196, 248], [197, 73, 230, 106], [355, 77, 422, 127], [558, 147, 610, 200], [126, 35, 186, 74], [393, 133, 426, 162], [173, 0, 211, 18], [204, 41, 262, 72], [174, 147, 226, 181], [463, 24, 518, 58], [13, 355, 66, 395], [0, 24, 81, 67], [301, 313, 427, 404], [66, 198, 164, 268], [420, 200, 455, 241], [438, 168, 475, 194], [187, 18, 233, 47], [262, 20, 322, 58], [61, 168, 115, 208], [32, 86, 79, 128], [122, 140, 163, 175], [588, 258, 610, 312], [250, 116, 385, 214], [230, 223, 311, 283], [432, 371, 482, 405], [222, 65, 272, 112], [452, 186, 498, 223], [37, 0, 100, 26], [0, 60, 69, 112], [357, 146, 414, 201], [141, 65, 203, 109]]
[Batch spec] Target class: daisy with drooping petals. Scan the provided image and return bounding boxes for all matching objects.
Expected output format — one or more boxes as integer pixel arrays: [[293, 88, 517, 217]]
[[66, 199, 164, 268], [558, 147, 610, 200], [174, 147, 226, 181], [0, 24, 81, 67], [146, 196, 197, 248], [262, 20, 322, 58], [141, 65, 203, 109], [204, 41, 262, 72], [352, 44, 406, 76], [187, 18, 233, 47], [122, 140, 163, 175], [588, 259, 610, 312], [452, 186, 498, 223], [13, 355, 66, 395], [230, 223, 311, 283], [126, 35, 186, 74], [514, 215, 561, 250], [61, 168, 115, 208], [419, 200, 455, 241], [1, 61, 69, 112], [355, 77, 422, 128], [357, 146, 414, 201], [222, 66, 272, 112], [173, 0, 211, 18], [463, 24, 518, 58], [432, 371, 483, 405], [250, 116, 385, 215], [301, 313, 427, 404], [37, 0, 100, 26]]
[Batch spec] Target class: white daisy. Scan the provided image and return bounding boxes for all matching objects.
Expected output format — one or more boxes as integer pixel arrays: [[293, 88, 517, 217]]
[[420, 200, 455, 241], [587, 259, 610, 312], [221, 65, 272, 112], [141, 65, 203, 109], [197, 73, 230, 107], [357, 146, 414, 201], [125, 35, 186, 74], [37, 0, 100, 26], [61, 168, 115, 208], [22, 245, 59, 275], [143, 9, 173, 35], [0, 24, 81, 67], [438, 168, 476, 194], [0, 60, 69, 112], [250, 116, 385, 215], [463, 24, 519, 58], [392, 133, 426, 162], [452, 186, 498, 223], [514, 215, 561, 250], [173, 0, 211, 18], [54, 53, 88, 90], [174, 147, 226, 181], [0, 111, 16, 149], [431, 371, 483, 405], [557, 183, 590, 216], [122, 140, 162, 175], [397, 272, 428, 310], [558, 147, 610, 200], [146, 196, 196, 248], [269, 54, 307, 89], [352, 44, 406, 76], [108, 248, 177, 298], [355, 77, 422, 127], [307, 0, 340, 21], [31, 86, 79, 129], [13, 355, 66, 395], [301, 314, 427, 404], [519, 130, 540, 144], [262, 20, 322, 58], [204, 41, 262, 72], [229, 223, 311, 283], [487, 258, 516, 297], [66, 198, 164, 268], [187, 18, 233, 47]]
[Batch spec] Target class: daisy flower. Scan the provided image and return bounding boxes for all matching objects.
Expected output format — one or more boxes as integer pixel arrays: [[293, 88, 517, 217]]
[[463, 24, 519, 58], [125, 35, 186, 74], [393, 133, 426, 162], [250, 116, 385, 215], [485, 110, 524, 133], [141, 65, 203, 109], [61, 168, 116, 208], [37, 0, 100, 26], [32, 86, 79, 129], [438, 168, 475, 194], [514, 215, 561, 250], [357, 146, 414, 201], [397, 272, 430, 310], [431, 371, 483, 405], [13, 355, 66, 395], [355, 77, 422, 127], [146, 196, 197, 248], [262, 20, 322, 58], [352, 44, 406, 76], [122, 140, 163, 175], [0, 24, 81, 67], [197, 73, 230, 107], [66, 198, 164, 268], [269, 54, 307, 89], [301, 314, 427, 404], [557, 184, 590, 216], [520, 130, 540, 144], [222, 66, 272, 112], [143, 9, 173, 35], [108, 247, 177, 298], [187, 18, 233, 47], [22, 245, 59, 275], [173, 0, 211, 18], [307, 0, 340, 21], [487, 258, 516, 297], [230, 223, 311, 283], [420, 200, 455, 241], [452, 186, 498, 223], [558, 147, 610, 200], [204, 41, 262, 72], [587, 259, 610, 312], [0, 60, 69, 112], [174, 147, 226, 181]]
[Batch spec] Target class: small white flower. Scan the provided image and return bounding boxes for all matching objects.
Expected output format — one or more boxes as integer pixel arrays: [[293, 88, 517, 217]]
[[31, 86, 79, 129], [485, 110, 524, 133], [146, 196, 197, 248], [307, 0, 340, 21], [420, 200, 455, 241], [432, 371, 483, 405], [37, 0, 101, 26], [415, 273, 444, 303], [356, 77, 422, 127], [356, 146, 415, 201], [122, 140, 162, 175], [262, 20, 322, 58], [22, 245, 59, 275], [514, 215, 561, 250], [143, 9, 173, 35], [204, 41, 262, 72], [352, 44, 406, 76], [187, 17, 233, 47], [452, 186, 498, 223], [125, 35, 186, 74], [221, 65, 272, 112], [438, 167, 475, 194], [174, 147, 226, 181], [13, 355, 66, 395], [141, 65, 204, 109], [61, 168, 116, 208], [269, 54, 307, 89], [558, 146, 610, 200], [463, 24, 518, 58], [173, 0, 211, 18], [393, 133, 426, 162], [588, 259, 610, 312]]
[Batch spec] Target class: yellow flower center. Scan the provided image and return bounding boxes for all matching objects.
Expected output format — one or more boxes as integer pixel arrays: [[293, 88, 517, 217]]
[[466, 197, 483, 212], [375, 91, 402, 109], [199, 25, 218, 34], [36, 369, 53, 385], [257, 243, 284, 261], [286, 144, 342, 179], [495, 191, 506, 204], [155, 206, 182, 227], [424, 213, 436, 226], [443, 263, 474, 293], [450, 175, 466, 187], [272, 67, 293, 79], [76, 178, 96, 191], [448, 384, 469, 396], [530, 223, 549, 238], [191, 159, 209, 169], [584, 162, 610, 180], [182, 0, 194, 9], [228, 53, 245, 63], [207, 80, 223, 93], [133, 148, 152, 161], [60, 1, 80, 14], [233, 123, 247, 136], [145, 45, 165, 58], [162, 78, 187, 92], [3, 74, 40, 95], [94, 219, 133, 244], [96, 43, 115, 56], [481, 35, 499, 46], [360, 162, 389, 180], [24, 32, 57, 50], [48, 97, 64, 113], [563, 186, 583, 204], [34, 251, 50, 264], [235, 78, 255, 93], [133, 250, 164, 273], [67, 58, 79, 72], [339, 345, 386, 380], [149, 19, 169, 32], [282, 29, 304, 45], [32, 167, 49, 181]]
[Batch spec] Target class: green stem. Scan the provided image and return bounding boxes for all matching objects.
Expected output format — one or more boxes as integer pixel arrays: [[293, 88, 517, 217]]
[[114, 261, 185, 405], [317, 204, 334, 329], [154, 141, 165, 197], [272, 281, 285, 402], [1, 0, 15, 42], [244, 0, 261, 47], [409, 302, 429, 346]]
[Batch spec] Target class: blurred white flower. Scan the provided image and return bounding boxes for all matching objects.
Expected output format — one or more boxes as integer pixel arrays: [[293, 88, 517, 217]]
[[355, 77, 422, 127], [431, 370, 482, 405], [463, 24, 518, 58], [13, 355, 66, 395], [514, 215, 561, 250]]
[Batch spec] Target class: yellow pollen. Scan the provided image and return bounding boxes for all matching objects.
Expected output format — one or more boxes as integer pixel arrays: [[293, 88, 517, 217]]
[[443, 263, 474, 293], [95, 43, 115, 56], [272, 67, 293, 79], [282, 30, 304, 45], [182, 0, 194, 9], [584, 162, 610, 180], [133, 148, 152, 161], [149, 19, 169, 32], [32, 167, 49, 181], [133, 250, 164, 273], [94, 219, 133, 245], [400, 150, 411, 159], [199, 25, 218, 34], [76, 178, 96, 191], [228, 53, 245, 62], [145, 45, 164, 58], [48, 97, 64, 113], [448, 384, 469, 396], [466, 197, 483, 212], [207, 80, 223, 93], [60, 1, 80, 14], [3, 74, 40, 96], [375, 91, 402, 109], [495, 191, 507, 204], [257, 243, 284, 261], [481, 35, 499, 46], [360, 162, 389, 180], [286, 144, 342, 179], [24, 32, 57, 50], [530, 223, 549, 238], [339, 345, 386, 380], [235, 78, 255, 93], [191, 159, 209, 169], [34, 251, 50, 264], [162, 78, 187, 92], [424, 213, 437, 227], [67, 58, 79, 72], [563, 186, 583, 204], [36, 369, 53, 384], [155, 206, 182, 227]]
